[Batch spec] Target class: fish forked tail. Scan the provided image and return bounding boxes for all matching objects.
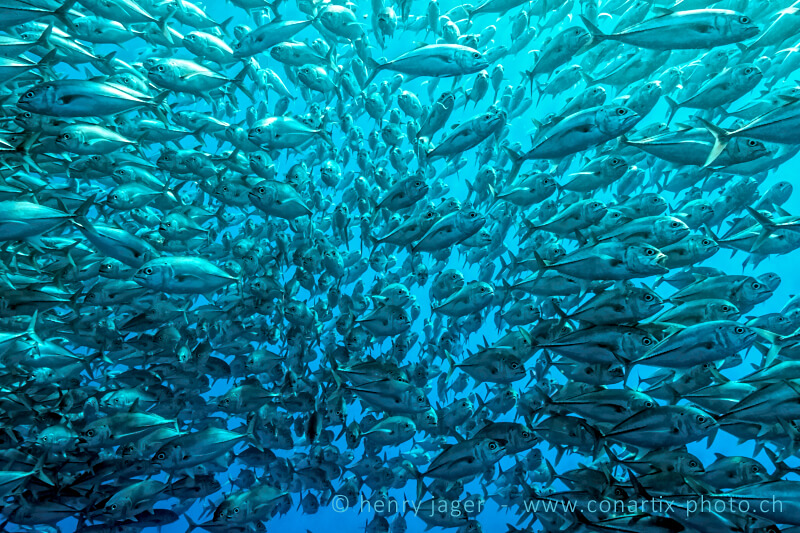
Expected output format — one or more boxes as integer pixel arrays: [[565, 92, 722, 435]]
[[232, 64, 254, 101], [502, 145, 525, 183], [53, 0, 79, 31], [695, 117, 732, 167], [579, 15, 610, 44], [744, 205, 778, 253], [410, 465, 429, 503], [663, 95, 681, 126], [532, 250, 551, 279], [364, 57, 386, 86]]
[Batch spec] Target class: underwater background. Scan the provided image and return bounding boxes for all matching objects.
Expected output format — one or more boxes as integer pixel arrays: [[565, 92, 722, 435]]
[[4, 0, 800, 531]]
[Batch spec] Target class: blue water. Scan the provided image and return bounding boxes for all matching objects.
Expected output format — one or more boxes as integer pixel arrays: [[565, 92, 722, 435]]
[[9, 0, 800, 531]]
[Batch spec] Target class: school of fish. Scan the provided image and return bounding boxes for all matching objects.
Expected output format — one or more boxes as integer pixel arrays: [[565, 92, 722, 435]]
[[4, 0, 800, 530]]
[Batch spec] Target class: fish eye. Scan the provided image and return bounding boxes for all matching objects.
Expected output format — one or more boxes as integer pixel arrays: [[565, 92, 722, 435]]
[[689, 460, 698, 467], [735, 326, 745, 334], [62, 133, 70, 139], [469, 212, 477, 218], [234, 507, 240, 513], [642, 338, 652, 345], [752, 465, 760, 473], [748, 140, 758, 146], [696, 415, 706, 423], [645, 248, 655, 256], [644, 294, 654, 301], [739, 15, 750, 23], [645, 401, 654, 407], [24, 91, 35, 98], [522, 431, 531, 438], [489, 442, 497, 450], [616, 108, 627, 115], [86, 429, 95, 437], [511, 362, 519, 369], [258, 187, 266, 194], [702, 239, 711, 245], [157, 65, 165, 72], [254, 127, 262, 133], [23, 112, 31, 118], [752, 282, 762, 289], [745, 67, 752, 74], [722, 305, 730, 311], [472, 52, 481, 58], [671, 221, 680, 227], [144, 267, 153, 275], [109, 504, 117, 510]]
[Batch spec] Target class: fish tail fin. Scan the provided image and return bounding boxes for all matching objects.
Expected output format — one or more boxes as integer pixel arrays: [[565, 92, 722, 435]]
[[696, 117, 731, 167], [445, 350, 456, 383], [157, 8, 178, 39], [35, 49, 58, 82], [25, 310, 38, 340], [745, 205, 776, 231], [245, 415, 264, 451], [579, 69, 596, 87], [266, 0, 282, 16], [365, 57, 384, 86], [532, 250, 550, 279], [72, 194, 97, 219], [534, 78, 545, 105], [502, 145, 524, 181], [603, 444, 621, 466], [580, 14, 607, 43], [523, 70, 534, 100], [744, 206, 777, 252], [150, 90, 171, 123], [664, 95, 680, 125], [413, 467, 428, 502], [185, 515, 199, 533], [232, 64, 254, 100], [551, 301, 570, 322], [520, 218, 540, 242], [31, 455, 54, 486], [218, 15, 234, 37], [35, 23, 54, 48], [325, 46, 338, 73], [53, 0, 79, 30]]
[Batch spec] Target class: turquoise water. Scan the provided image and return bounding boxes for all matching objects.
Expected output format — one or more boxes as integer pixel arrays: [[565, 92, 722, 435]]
[[6, 0, 800, 531]]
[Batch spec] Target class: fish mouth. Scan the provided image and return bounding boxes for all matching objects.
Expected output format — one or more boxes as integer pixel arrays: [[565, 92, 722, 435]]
[[744, 26, 761, 39], [651, 253, 669, 272]]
